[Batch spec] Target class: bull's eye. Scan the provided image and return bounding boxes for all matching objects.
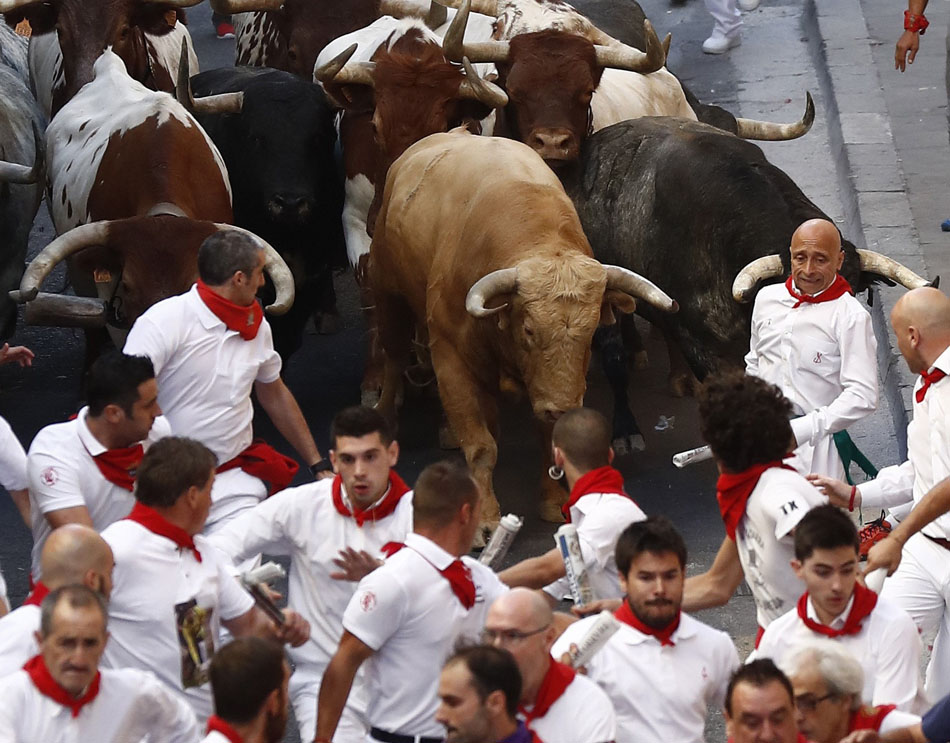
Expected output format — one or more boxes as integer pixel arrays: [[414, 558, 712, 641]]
[[288, 48, 298, 62], [524, 326, 534, 338], [118, 25, 130, 41]]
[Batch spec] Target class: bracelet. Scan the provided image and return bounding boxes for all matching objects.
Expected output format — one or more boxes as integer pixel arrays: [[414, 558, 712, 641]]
[[849, 485, 857, 512], [309, 458, 333, 477], [904, 10, 929, 34]]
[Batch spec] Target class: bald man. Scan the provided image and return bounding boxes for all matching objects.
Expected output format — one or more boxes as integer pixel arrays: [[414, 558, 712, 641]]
[[813, 287, 950, 699], [482, 589, 616, 743], [745, 218, 878, 481], [0, 523, 114, 676]]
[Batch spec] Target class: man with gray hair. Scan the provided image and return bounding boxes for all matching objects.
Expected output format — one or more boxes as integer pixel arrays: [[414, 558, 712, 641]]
[[780, 640, 920, 743], [124, 230, 330, 536], [0, 584, 199, 741]]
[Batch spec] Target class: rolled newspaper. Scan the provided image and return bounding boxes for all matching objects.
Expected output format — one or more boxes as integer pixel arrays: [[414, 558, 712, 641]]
[[240, 562, 287, 626], [672, 445, 713, 468], [864, 568, 887, 594], [567, 610, 621, 669], [479, 514, 524, 568], [555, 524, 593, 606]]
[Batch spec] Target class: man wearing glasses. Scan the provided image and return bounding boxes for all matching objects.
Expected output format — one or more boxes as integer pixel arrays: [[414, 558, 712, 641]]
[[482, 588, 615, 743], [551, 517, 739, 743]]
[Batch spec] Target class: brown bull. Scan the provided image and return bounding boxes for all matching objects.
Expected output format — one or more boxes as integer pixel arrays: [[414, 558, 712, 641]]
[[371, 130, 676, 527]]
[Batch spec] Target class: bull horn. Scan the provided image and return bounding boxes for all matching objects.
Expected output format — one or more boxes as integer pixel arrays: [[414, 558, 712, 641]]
[[211, 224, 295, 315], [735, 91, 815, 141], [732, 254, 784, 302], [314, 44, 376, 87], [857, 249, 931, 290], [593, 20, 666, 74], [426, 0, 448, 28], [433, 0, 498, 15], [466, 267, 518, 317], [443, 0, 509, 63], [604, 266, 678, 312], [14, 221, 114, 303], [0, 120, 44, 185], [176, 41, 244, 115], [661, 33, 672, 59], [208, 0, 283, 13], [458, 57, 508, 108]]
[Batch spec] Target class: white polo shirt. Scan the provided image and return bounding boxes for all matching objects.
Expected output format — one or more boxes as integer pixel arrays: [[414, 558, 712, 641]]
[[745, 282, 878, 479], [342, 532, 509, 738], [207, 477, 413, 706], [0, 414, 27, 492], [543, 492, 645, 602], [0, 604, 39, 677], [0, 665, 200, 742], [26, 407, 170, 578], [860, 347, 950, 537], [100, 519, 254, 721], [756, 592, 923, 711], [201, 732, 232, 743], [736, 467, 825, 628], [525, 667, 617, 743], [551, 611, 739, 743]]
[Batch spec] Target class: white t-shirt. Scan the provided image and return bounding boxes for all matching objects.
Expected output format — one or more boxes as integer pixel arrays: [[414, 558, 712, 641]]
[[0, 665, 200, 742], [0, 604, 39, 678], [0, 415, 27, 492], [201, 731, 231, 743], [25, 407, 170, 578], [342, 532, 508, 738], [525, 667, 617, 743], [100, 519, 254, 720], [736, 467, 825, 628], [543, 492, 645, 602], [207, 476, 413, 716], [756, 592, 923, 711], [552, 612, 739, 743], [745, 282, 878, 478]]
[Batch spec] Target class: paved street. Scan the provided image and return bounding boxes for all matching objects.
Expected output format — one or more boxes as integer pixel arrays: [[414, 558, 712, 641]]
[[0, 0, 941, 738]]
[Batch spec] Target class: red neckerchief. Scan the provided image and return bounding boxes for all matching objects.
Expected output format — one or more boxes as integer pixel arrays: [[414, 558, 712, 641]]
[[917, 368, 947, 403], [614, 598, 680, 647], [561, 465, 629, 522], [196, 279, 263, 341], [22, 581, 50, 607], [92, 444, 143, 492], [381, 542, 476, 608], [125, 502, 202, 562], [849, 704, 897, 732], [217, 439, 299, 496], [717, 461, 796, 540], [785, 275, 853, 309], [23, 654, 101, 718], [796, 582, 878, 638], [520, 660, 575, 725], [206, 715, 244, 743], [332, 471, 410, 527]]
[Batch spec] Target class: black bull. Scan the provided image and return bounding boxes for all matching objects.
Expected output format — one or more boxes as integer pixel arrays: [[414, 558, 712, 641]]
[[561, 117, 871, 451], [190, 66, 346, 358]]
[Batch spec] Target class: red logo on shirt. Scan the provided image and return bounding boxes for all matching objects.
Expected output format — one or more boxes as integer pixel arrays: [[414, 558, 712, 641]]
[[41, 467, 58, 486], [360, 592, 376, 612], [813, 352, 822, 364]]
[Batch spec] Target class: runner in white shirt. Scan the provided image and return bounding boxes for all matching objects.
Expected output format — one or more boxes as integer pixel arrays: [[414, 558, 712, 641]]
[[684, 373, 826, 638], [552, 517, 739, 743], [0, 583, 199, 742], [208, 406, 413, 742], [315, 460, 509, 743], [724, 660, 801, 743], [202, 637, 291, 743], [810, 288, 950, 699], [745, 218, 878, 481], [499, 408, 645, 606], [100, 436, 310, 721], [123, 229, 329, 534], [0, 524, 114, 677], [756, 505, 923, 711], [0, 413, 29, 615], [779, 640, 921, 743], [484, 588, 615, 743], [26, 351, 167, 580]]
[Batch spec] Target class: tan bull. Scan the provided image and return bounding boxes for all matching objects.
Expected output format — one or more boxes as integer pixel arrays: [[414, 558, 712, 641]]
[[371, 129, 677, 528]]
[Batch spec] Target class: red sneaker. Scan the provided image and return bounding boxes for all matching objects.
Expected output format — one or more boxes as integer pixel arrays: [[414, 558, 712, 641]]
[[858, 512, 892, 560], [216, 22, 235, 39]]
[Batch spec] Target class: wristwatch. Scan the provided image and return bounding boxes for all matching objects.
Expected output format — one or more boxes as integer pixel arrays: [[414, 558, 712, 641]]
[[309, 459, 333, 477]]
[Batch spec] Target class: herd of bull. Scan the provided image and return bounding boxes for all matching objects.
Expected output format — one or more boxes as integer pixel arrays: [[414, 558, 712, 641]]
[[0, 0, 933, 527]]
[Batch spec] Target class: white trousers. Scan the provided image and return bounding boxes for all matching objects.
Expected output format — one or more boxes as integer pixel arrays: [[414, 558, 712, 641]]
[[704, 0, 742, 36], [880, 532, 950, 702], [290, 667, 369, 743]]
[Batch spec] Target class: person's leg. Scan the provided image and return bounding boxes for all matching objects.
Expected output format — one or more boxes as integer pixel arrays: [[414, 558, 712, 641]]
[[702, 0, 742, 54]]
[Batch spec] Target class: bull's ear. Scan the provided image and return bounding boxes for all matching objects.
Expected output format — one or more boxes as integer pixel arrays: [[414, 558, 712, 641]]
[[601, 289, 636, 325], [4, 6, 57, 36], [132, 5, 181, 36]]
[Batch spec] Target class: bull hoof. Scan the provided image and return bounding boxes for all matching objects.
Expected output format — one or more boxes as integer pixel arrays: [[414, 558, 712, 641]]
[[316, 312, 340, 335], [361, 388, 381, 408], [439, 424, 460, 450], [612, 433, 646, 456], [669, 372, 699, 398], [632, 350, 649, 370], [539, 500, 566, 524]]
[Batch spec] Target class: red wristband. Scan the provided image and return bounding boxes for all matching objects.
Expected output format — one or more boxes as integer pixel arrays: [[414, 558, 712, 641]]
[[849, 485, 857, 512], [904, 10, 929, 34]]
